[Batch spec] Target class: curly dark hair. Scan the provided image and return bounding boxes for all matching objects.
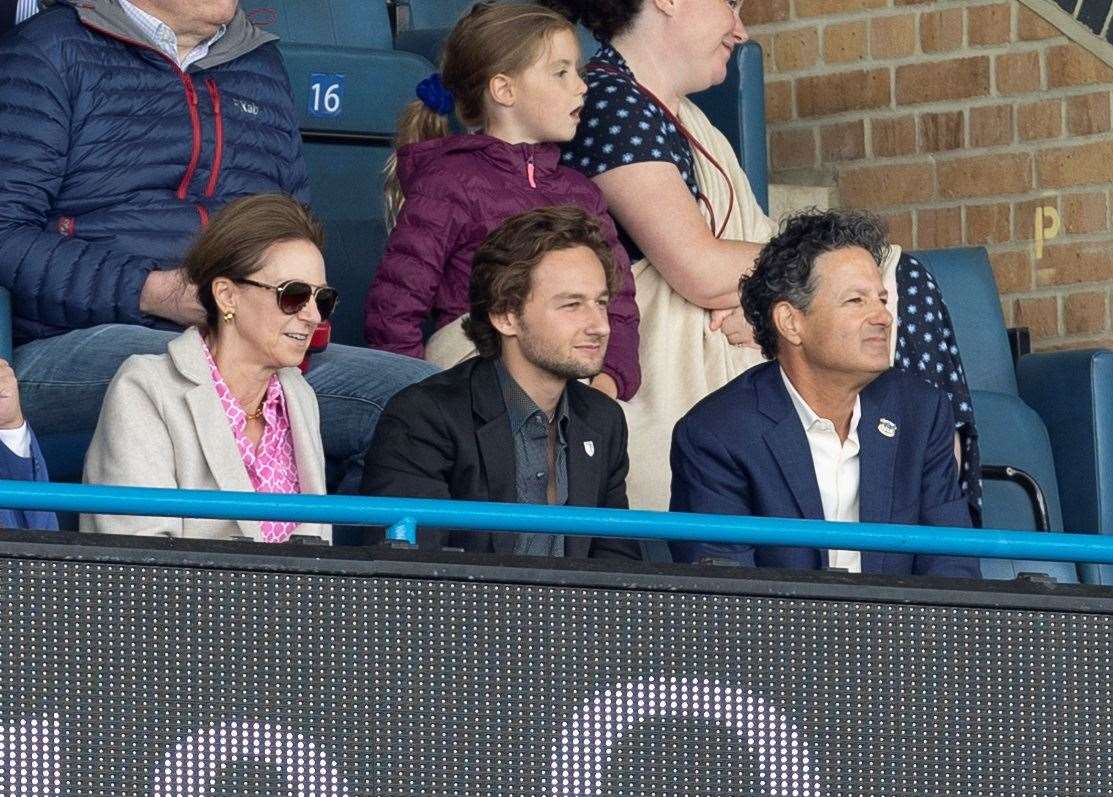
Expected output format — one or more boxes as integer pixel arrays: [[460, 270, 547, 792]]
[[540, 0, 644, 41], [464, 206, 621, 359], [739, 208, 890, 361]]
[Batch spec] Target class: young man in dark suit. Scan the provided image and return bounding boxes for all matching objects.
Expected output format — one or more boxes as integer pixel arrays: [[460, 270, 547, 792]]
[[361, 206, 640, 560], [670, 209, 980, 579]]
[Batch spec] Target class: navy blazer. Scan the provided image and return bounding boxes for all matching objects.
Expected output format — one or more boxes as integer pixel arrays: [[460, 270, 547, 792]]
[[669, 361, 979, 579], [0, 427, 58, 531]]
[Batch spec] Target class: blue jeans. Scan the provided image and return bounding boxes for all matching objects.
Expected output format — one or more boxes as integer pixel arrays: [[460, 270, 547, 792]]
[[14, 324, 439, 494]]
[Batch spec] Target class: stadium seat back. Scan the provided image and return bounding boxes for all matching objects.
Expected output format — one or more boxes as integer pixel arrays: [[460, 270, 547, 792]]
[[240, 0, 436, 347], [395, 0, 474, 30], [911, 247, 1018, 395], [241, 0, 393, 49], [910, 247, 1078, 584], [283, 46, 432, 346], [1019, 349, 1113, 584], [302, 142, 392, 348], [969, 389, 1077, 582]]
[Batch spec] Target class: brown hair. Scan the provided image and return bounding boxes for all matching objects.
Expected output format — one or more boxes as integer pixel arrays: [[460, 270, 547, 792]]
[[464, 206, 620, 358], [383, 2, 577, 227], [183, 193, 325, 330]]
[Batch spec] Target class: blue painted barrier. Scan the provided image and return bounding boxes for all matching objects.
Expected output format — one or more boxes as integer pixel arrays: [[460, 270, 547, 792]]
[[1, 479, 1110, 563]]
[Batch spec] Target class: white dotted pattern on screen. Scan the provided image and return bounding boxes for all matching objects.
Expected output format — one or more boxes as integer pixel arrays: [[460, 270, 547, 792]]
[[550, 675, 819, 796], [150, 720, 349, 796], [0, 714, 61, 796]]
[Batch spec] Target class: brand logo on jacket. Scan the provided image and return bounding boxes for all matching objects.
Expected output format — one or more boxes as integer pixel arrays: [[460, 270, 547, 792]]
[[233, 99, 259, 116]]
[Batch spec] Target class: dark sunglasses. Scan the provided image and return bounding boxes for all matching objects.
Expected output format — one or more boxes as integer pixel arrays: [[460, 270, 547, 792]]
[[234, 278, 339, 321]]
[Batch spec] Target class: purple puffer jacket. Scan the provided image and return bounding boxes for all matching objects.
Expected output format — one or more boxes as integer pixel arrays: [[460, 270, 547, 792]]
[[364, 134, 641, 400]]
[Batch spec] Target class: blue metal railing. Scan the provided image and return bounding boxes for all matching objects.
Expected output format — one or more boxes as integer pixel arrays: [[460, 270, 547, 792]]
[[2, 479, 1113, 564]]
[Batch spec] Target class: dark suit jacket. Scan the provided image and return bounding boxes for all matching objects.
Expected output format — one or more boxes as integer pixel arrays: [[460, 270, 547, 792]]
[[360, 357, 640, 560], [669, 361, 980, 579], [0, 427, 59, 531]]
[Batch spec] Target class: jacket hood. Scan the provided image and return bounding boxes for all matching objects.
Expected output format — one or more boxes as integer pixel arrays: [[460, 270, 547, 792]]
[[50, 0, 277, 69], [395, 134, 563, 193]]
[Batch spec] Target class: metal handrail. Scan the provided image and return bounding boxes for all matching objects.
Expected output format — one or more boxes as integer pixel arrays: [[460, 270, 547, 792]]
[[1, 479, 1110, 564]]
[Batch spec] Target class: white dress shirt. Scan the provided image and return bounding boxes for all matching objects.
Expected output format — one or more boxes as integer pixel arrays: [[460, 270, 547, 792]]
[[118, 0, 226, 70], [780, 369, 863, 573], [0, 422, 31, 460]]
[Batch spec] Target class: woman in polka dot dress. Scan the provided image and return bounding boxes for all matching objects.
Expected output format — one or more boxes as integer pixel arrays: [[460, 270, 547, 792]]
[[545, 0, 981, 521]]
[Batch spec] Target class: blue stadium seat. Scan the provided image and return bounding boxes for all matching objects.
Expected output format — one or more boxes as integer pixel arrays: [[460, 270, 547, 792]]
[[242, 0, 436, 347], [1018, 349, 1113, 585], [245, 0, 394, 49], [393, 0, 473, 30], [392, 7, 770, 212], [911, 247, 1078, 584]]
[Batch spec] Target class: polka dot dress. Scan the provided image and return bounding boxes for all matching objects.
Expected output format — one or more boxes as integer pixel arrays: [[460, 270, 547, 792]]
[[562, 45, 699, 261], [895, 253, 983, 524]]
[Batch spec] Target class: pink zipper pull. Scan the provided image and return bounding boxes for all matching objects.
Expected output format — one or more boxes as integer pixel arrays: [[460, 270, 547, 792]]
[[526, 155, 537, 189]]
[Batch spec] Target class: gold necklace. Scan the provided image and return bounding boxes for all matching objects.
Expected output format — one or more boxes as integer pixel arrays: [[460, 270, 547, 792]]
[[245, 402, 265, 422]]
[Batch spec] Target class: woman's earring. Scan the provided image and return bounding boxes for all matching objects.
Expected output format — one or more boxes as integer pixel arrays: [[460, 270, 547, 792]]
[[223, 309, 235, 323]]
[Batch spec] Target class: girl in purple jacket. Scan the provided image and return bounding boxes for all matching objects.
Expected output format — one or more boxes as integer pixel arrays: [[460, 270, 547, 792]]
[[363, 2, 641, 400]]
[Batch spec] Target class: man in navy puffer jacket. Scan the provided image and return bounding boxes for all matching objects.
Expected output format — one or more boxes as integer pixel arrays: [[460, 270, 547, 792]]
[[0, 0, 437, 493]]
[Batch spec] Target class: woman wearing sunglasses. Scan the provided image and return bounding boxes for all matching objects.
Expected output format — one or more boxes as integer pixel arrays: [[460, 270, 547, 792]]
[[81, 194, 338, 543]]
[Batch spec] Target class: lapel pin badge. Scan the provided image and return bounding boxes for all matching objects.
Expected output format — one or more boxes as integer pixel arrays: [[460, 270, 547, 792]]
[[584, 441, 595, 457], [878, 418, 898, 438]]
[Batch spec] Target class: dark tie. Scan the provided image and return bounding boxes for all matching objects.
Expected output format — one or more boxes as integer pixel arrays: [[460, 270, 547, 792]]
[[0, 0, 18, 38]]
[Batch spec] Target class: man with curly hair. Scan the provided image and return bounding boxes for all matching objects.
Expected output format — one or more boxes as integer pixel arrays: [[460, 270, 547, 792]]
[[669, 209, 980, 580], [361, 207, 642, 561]]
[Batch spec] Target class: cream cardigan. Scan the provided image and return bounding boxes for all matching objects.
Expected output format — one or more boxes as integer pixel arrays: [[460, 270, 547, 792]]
[[80, 327, 331, 542]]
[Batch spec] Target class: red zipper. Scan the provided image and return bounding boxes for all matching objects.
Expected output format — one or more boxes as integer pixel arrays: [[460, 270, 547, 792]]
[[526, 154, 537, 189], [196, 204, 210, 226], [203, 78, 223, 198], [177, 74, 202, 199], [78, 20, 205, 204]]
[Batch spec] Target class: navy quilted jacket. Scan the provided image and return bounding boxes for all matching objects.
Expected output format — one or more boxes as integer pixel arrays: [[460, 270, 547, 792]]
[[0, 1, 310, 344]]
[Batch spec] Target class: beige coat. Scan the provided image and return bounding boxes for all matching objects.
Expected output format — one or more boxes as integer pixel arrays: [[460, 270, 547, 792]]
[[81, 327, 331, 542]]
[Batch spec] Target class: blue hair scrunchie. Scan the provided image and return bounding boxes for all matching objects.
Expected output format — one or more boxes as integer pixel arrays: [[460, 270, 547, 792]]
[[416, 73, 454, 116]]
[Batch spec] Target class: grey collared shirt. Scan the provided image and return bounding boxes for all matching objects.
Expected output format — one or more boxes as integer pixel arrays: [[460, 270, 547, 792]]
[[494, 359, 567, 558]]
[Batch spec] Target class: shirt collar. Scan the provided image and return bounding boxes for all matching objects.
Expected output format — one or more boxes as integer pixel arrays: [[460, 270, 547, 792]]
[[780, 367, 861, 441], [118, 0, 227, 69], [199, 335, 286, 433], [494, 358, 570, 439]]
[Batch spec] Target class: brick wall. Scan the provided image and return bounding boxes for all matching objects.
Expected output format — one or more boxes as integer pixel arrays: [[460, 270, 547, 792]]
[[747, 0, 1113, 350]]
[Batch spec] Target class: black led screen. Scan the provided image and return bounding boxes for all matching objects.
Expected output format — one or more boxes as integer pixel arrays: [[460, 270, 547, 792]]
[[1, 536, 1112, 795]]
